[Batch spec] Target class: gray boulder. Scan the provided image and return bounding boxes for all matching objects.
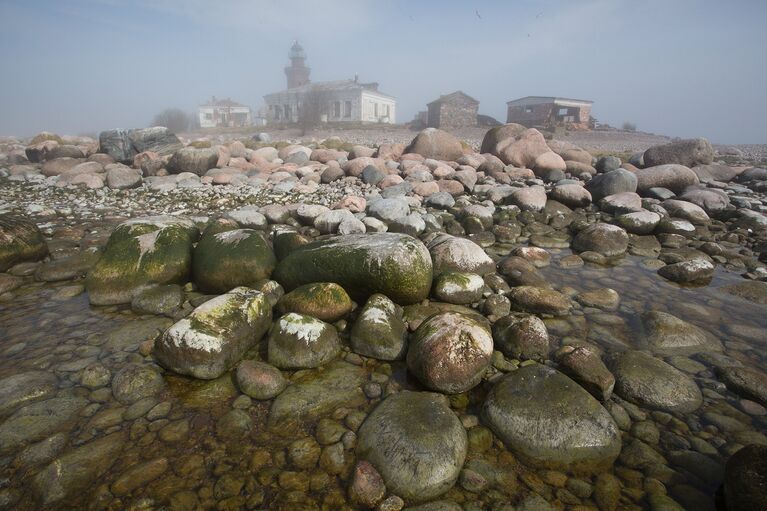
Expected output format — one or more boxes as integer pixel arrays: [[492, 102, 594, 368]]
[[167, 147, 219, 176], [350, 293, 407, 360], [635, 164, 700, 194], [639, 311, 722, 355], [267, 313, 340, 369], [98, 127, 182, 163], [0, 214, 49, 272], [572, 223, 628, 257], [427, 234, 494, 276], [586, 169, 637, 202], [405, 128, 464, 162], [643, 138, 714, 167]]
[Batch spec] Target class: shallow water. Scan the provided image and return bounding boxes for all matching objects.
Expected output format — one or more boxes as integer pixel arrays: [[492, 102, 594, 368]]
[[1, 227, 766, 510]]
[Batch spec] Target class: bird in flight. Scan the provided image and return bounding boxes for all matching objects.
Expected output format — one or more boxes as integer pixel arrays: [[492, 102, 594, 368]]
[[475, 9, 482, 19]]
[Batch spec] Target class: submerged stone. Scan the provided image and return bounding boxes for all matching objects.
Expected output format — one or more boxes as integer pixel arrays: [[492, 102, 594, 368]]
[[482, 365, 621, 472], [356, 391, 467, 502]]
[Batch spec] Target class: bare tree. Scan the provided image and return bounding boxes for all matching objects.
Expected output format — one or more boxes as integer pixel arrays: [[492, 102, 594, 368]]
[[152, 108, 190, 133], [622, 121, 637, 132], [297, 88, 329, 135]]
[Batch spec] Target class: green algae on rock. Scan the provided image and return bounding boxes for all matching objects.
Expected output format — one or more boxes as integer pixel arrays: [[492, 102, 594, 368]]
[[350, 293, 407, 360], [85, 216, 199, 306], [273, 232, 432, 305], [192, 228, 276, 294], [276, 282, 352, 322], [153, 287, 271, 379]]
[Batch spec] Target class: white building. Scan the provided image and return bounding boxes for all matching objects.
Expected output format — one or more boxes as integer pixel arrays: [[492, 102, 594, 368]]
[[264, 42, 396, 125], [198, 97, 252, 128]]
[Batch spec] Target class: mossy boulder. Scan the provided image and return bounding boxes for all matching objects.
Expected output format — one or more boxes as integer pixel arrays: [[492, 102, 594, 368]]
[[483, 365, 621, 473], [0, 214, 49, 272], [426, 234, 494, 276], [85, 216, 199, 306], [192, 229, 276, 294], [407, 312, 493, 394], [277, 282, 352, 322], [153, 287, 272, 379], [267, 313, 340, 369], [273, 230, 310, 260], [350, 293, 407, 360], [356, 391, 467, 502], [273, 233, 432, 305]]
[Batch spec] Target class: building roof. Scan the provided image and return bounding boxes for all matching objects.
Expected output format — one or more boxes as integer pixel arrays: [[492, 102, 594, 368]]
[[265, 79, 395, 100], [427, 90, 479, 107], [200, 97, 249, 108], [289, 40, 306, 60], [506, 96, 593, 106]]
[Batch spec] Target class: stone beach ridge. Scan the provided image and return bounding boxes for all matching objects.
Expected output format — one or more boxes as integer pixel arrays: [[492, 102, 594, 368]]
[[1, 125, 767, 510]]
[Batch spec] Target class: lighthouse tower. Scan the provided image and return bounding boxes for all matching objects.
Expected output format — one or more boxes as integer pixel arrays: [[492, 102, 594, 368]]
[[285, 41, 311, 89]]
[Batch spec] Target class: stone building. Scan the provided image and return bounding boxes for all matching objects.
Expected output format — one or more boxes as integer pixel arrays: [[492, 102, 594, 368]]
[[427, 91, 479, 129], [506, 96, 593, 129], [264, 42, 396, 125], [198, 97, 252, 128]]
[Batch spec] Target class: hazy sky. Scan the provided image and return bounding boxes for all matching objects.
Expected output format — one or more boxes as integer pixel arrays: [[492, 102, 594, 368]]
[[1, 0, 765, 143]]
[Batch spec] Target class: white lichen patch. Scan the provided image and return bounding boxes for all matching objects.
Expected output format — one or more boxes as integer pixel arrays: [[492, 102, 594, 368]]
[[439, 274, 484, 295], [361, 306, 391, 325], [431, 236, 492, 272], [135, 229, 161, 268], [166, 318, 223, 353], [278, 313, 326, 344], [214, 229, 251, 245]]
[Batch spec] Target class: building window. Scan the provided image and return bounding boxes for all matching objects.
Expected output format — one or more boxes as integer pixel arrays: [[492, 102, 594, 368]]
[[374, 103, 379, 118], [284, 105, 291, 120], [558, 108, 569, 116], [274, 105, 281, 120], [383, 104, 389, 117], [205, 113, 213, 120], [344, 101, 351, 118], [334, 101, 341, 118], [524, 107, 533, 113]]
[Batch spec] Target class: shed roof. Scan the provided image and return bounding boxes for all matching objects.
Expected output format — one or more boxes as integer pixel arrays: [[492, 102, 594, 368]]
[[200, 97, 249, 108], [427, 90, 480, 107], [265, 79, 395, 100]]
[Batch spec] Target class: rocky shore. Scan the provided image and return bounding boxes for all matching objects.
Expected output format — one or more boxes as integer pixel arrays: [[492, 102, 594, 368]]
[[1, 124, 767, 510]]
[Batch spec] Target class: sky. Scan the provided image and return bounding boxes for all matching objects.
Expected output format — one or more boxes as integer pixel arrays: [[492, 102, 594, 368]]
[[0, 0, 765, 144]]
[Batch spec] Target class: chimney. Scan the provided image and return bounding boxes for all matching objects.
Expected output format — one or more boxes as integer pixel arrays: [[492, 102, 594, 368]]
[[354, 73, 358, 83]]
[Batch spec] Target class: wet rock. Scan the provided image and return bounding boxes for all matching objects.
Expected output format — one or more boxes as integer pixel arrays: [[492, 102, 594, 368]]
[[216, 409, 252, 439], [662, 199, 710, 224], [80, 363, 111, 389], [131, 284, 184, 315], [85, 216, 199, 305], [643, 138, 714, 167], [634, 164, 700, 194], [723, 444, 767, 511], [483, 365, 621, 472], [277, 282, 352, 322], [0, 214, 49, 272], [15, 432, 68, 469], [112, 363, 165, 404], [34, 249, 101, 282], [432, 271, 484, 304], [610, 350, 702, 413], [492, 313, 549, 361], [274, 233, 433, 305], [32, 432, 125, 506], [357, 391, 467, 502], [349, 460, 386, 508], [267, 312, 340, 369], [658, 259, 715, 284], [549, 184, 592, 208], [718, 366, 767, 407], [505, 185, 548, 212], [0, 371, 58, 416], [405, 128, 464, 161], [572, 223, 628, 257], [350, 293, 408, 360], [427, 234, 495, 276], [508, 286, 572, 316], [235, 360, 286, 400], [154, 287, 271, 379], [167, 147, 219, 175], [599, 192, 643, 214], [586, 169, 638, 202], [680, 188, 730, 215], [192, 229, 276, 294], [720, 280, 767, 305], [639, 311, 722, 355], [268, 361, 367, 429], [557, 346, 615, 401], [616, 211, 661, 234], [0, 397, 88, 453], [407, 312, 493, 394]]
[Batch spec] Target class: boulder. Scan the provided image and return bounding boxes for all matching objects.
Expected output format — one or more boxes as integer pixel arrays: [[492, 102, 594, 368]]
[[586, 169, 638, 202], [599, 192, 643, 214], [718, 366, 767, 407], [98, 127, 182, 163], [406, 312, 493, 394], [495, 128, 550, 167], [643, 138, 714, 167], [662, 199, 710, 224], [192, 229, 276, 294], [404, 128, 464, 162], [236, 360, 286, 400], [557, 346, 615, 401], [153, 287, 272, 379], [505, 185, 548, 212], [273, 233, 433, 305], [85, 216, 198, 305], [634, 164, 700, 194], [267, 313, 340, 369], [572, 223, 628, 257], [480, 123, 527, 154], [679, 189, 730, 215], [105, 165, 142, 189], [367, 197, 410, 223], [616, 211, 660, 234], [167, 147, 219, 176], [432, 272, 485, 304], [723, 444, 767, 511], [0, 371, 58, 416], [658, 259, 715, 284], [492, 313, 550, 361], [111, 363, 165, 404], [549, 184, 592, 208], [508, 286, 572, 316], [357, 391, 467, 502], [350, 293, 408, 360], [482, 365, 621, 472], [426, 234, 494, 276], [0, 214, 49, 272], [609, 350, 702, 413]]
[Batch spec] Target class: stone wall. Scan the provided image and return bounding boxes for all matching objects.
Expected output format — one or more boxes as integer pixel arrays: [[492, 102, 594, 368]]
[[428, 97, 478, 129], [507, 103, 591, 129]]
